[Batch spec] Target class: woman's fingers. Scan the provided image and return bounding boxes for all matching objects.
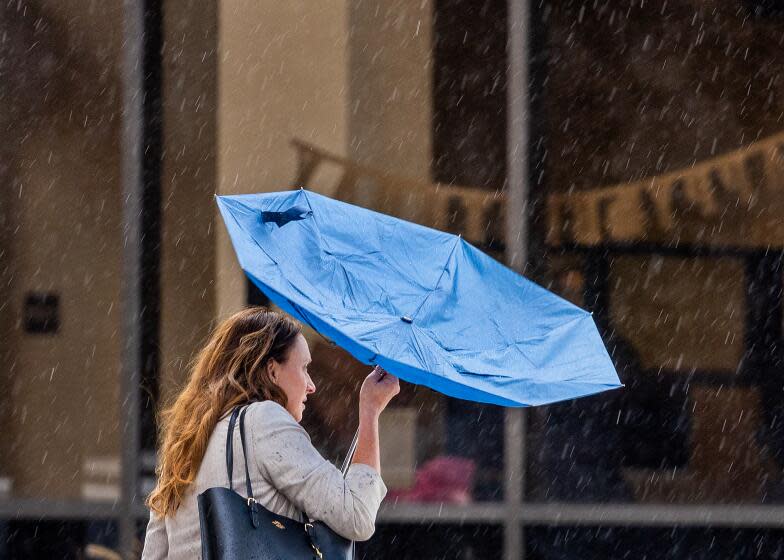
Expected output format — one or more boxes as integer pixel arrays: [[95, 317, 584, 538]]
[[359, 367, 400, 414]]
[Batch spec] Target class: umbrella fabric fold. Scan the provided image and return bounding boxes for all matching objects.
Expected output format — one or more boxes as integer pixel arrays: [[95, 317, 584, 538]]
[[217, 189, 621, 407]]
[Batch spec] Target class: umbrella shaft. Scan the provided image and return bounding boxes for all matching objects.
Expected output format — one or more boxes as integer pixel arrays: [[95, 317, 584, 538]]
[[341, 428, 359, 477]]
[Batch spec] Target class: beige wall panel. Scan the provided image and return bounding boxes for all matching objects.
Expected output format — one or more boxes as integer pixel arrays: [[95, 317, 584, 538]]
[[217, 0, 350, 317], [6, 119, 122, 499], [0, 1, 124, 499]]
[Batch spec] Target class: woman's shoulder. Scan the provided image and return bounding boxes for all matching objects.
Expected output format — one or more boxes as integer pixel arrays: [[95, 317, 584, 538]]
[[245, 400, 303, 433]]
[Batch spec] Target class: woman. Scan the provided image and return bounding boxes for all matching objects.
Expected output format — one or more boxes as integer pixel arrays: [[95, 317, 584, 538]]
[[141, 307, 400, 559]]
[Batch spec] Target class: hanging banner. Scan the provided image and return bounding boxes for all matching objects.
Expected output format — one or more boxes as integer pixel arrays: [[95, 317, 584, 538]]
[[546, 131, 784, 248], [290, 139, 505, 248], [292, 132, 784, 251]]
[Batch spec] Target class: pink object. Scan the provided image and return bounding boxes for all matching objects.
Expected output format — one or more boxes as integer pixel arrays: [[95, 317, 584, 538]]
[[388, 456, 476, 504]]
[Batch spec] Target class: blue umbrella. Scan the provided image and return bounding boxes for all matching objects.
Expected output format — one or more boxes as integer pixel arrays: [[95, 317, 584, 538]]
[[216, 189, 621, 407]]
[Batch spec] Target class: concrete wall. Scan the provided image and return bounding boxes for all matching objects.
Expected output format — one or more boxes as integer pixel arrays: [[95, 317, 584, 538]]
[[215, 1, 439, 480], [347, 0, 433, 177]]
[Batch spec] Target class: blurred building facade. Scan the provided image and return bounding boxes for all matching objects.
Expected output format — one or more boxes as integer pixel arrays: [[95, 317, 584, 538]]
[[1, 0, 784, 558]]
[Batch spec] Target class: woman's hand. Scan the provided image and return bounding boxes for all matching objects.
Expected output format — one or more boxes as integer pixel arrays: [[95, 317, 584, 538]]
[[353, 367, 400, 474], [358, 366, 400, 419]]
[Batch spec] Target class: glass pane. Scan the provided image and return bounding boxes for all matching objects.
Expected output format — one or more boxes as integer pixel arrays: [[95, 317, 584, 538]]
[[529, 0, 784, 508], [528, 254, 784, 504], [359, 523, 503, 559], [526, 526, 784, 560]]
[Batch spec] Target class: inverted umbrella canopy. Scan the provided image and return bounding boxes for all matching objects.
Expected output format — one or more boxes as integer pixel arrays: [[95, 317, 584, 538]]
[[216, 189, 621, 407]]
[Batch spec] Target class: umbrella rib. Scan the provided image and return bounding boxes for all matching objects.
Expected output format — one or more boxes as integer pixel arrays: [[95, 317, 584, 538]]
[[410, 235, 461, 321], [299, 188, 316, 222], [224, 197, 280, 265]]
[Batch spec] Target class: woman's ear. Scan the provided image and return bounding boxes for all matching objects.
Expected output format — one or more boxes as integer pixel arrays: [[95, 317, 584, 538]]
[[267, 359, 278, 383]]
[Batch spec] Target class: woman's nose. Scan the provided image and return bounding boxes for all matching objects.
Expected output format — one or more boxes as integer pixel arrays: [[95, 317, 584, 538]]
[[307, 376, 316, 394]]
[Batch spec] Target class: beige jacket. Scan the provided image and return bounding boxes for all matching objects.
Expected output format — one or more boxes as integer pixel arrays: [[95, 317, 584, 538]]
[[140, 400, 387, 559]]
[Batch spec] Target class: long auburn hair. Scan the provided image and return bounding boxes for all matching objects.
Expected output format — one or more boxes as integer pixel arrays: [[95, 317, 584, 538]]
[[146, 306, 301, 516]]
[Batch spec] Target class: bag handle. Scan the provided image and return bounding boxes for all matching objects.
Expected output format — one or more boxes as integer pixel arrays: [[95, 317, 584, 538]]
[[224, 404, 255, 501], [238, 406, 254, 499], [225, 405, 243, 491]]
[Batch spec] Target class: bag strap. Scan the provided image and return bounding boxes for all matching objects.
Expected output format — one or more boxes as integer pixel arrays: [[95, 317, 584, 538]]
[[238, 405, 254, 500], [224, 404, 255, 500], [220, 404, 260, 528], [225, 405, 243, 491]]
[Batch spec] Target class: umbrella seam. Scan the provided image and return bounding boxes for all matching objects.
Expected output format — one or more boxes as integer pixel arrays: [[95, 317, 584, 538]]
[[410, 235, 462, 321], [299, 187, 316, 214], [222, 197, 280, 265], [411, 319, 612, 380]]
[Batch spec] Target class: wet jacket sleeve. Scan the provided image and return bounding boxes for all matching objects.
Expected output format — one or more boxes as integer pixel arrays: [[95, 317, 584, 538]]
[[249, 401, 387, 541], [140, 510, 168, 560]]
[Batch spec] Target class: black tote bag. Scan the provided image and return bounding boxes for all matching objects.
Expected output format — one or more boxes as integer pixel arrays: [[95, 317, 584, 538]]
[[198, 405, 354, 559]]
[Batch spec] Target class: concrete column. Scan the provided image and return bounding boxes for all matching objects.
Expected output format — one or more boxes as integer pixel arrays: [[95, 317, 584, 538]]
[[217, 0, 350, 316]]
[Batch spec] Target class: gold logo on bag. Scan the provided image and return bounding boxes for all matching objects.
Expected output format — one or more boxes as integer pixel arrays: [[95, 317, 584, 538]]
[[271, 520, 285, 530]]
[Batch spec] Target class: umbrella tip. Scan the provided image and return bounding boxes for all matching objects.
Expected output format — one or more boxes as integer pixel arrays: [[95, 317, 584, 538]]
[[401, 316, 413, 324]]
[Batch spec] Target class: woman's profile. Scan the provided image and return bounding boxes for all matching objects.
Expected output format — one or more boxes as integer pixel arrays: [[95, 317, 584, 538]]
[[140, 306, 400, 559]]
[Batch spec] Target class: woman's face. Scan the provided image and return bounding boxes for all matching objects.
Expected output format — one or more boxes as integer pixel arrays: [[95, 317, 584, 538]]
[[268, 333, 316, 422]]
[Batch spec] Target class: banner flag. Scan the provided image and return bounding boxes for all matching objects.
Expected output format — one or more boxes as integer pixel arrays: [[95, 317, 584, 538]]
[[291, 132, 784, 251], [546, 132, 784, 248]]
